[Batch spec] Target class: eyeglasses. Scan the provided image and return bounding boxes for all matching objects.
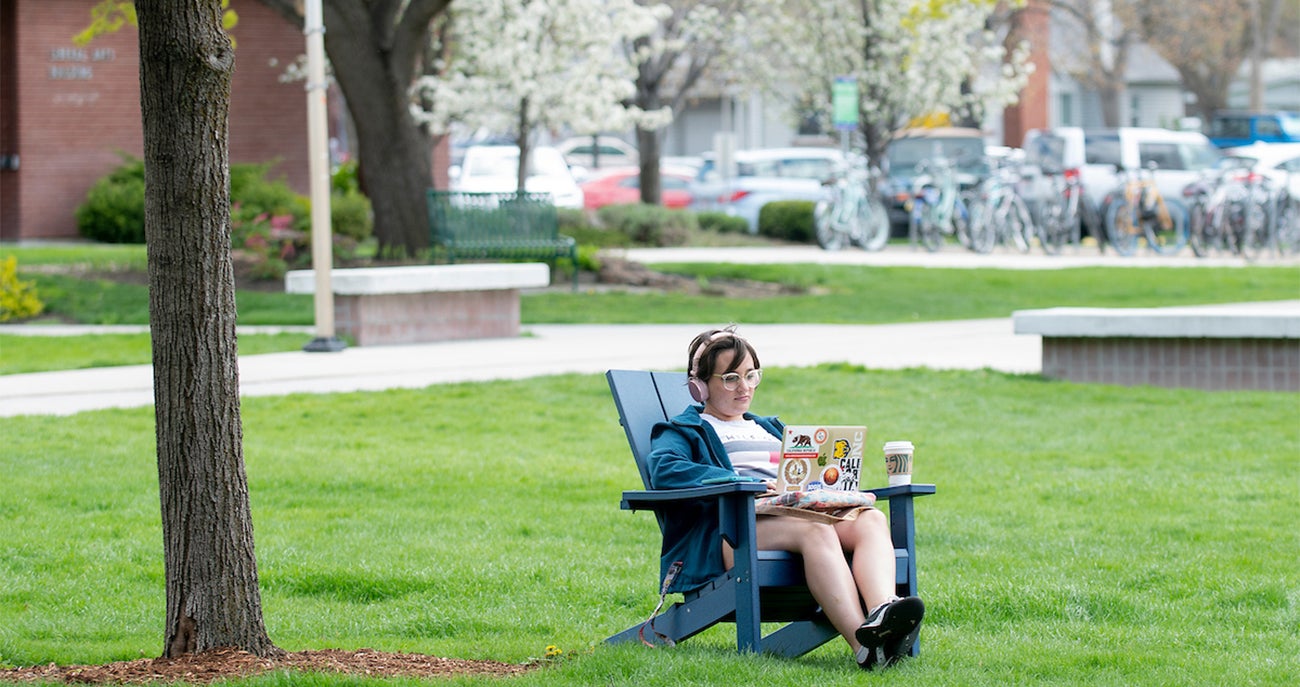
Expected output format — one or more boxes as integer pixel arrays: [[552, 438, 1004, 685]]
[[713, 369, 762, 391]]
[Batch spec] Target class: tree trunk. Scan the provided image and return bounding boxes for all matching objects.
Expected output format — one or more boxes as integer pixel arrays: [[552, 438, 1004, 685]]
[[256, 0, 451, 258], [636, 125, 662, 205], [135, 0, 278, 659], [322, 1, 433, 257]]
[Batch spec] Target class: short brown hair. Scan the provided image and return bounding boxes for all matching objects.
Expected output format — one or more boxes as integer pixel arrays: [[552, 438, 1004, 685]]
[[687, 325, 761, 381]]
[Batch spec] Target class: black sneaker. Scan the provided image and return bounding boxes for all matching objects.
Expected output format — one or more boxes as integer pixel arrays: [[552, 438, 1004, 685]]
[[855, 596, 925, 667], [881, 615, 924, 667], [855, 644, 882, 671]]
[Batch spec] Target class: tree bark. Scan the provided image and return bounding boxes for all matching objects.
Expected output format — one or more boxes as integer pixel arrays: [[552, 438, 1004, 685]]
[[135, 0, 278, 659]]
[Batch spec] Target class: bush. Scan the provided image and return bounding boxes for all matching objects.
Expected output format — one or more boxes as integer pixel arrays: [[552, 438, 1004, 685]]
[[230, 161, 310, 232], [757, 200, 816, 243], [75, 156, 146, 243], [329, 190, 373, 246], [696, 211, 749, 235], [0, 256, 44, 322], [595, 203, 697, 247], [75, 157, 375, 279]]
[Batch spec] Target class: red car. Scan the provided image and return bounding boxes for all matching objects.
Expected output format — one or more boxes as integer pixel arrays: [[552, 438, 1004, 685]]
[[579, 166, 695, 210]]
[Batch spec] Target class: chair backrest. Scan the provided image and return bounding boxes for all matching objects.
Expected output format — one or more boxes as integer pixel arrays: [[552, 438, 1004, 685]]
[[606, 369, 693, 490]]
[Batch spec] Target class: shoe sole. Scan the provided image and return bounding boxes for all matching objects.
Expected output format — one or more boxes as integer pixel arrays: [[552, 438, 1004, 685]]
[[855, 596, 925, 653], [882, 620, 923, 666]]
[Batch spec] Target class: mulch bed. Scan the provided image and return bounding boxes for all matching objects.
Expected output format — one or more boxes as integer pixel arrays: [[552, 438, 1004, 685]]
[[1, 648, 536, 684]]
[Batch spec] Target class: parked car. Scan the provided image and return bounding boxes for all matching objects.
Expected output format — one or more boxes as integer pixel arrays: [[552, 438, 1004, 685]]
[[556, 136, 638, 175], [1206, 111, 1300, 148], [579, 166, 696, 210], [690, 147, 843, 233], [1224, 141, 1300, 199], [1020, 127, 1222, 213], [450, 144, 585, 209], [879, 127, 989, 236]]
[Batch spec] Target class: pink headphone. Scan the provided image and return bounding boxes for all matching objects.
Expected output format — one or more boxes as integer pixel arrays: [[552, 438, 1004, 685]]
[[688, 331, 732, 403]]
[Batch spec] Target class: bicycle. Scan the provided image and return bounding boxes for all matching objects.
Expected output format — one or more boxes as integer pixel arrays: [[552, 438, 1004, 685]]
[[966, 159, 1035, 254], [908, 156, 974, 253], [814, 152, 890, 252], [1187, 161, 1272, 260], [1035, 167, 1085, 255], [1102, 164, 1188, 256]]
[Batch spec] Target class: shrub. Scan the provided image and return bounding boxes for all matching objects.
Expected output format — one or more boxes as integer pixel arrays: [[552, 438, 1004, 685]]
[[75, 155, 146, 243], [332, 159, 362, 195], [757, 200, 816, 243], [696, 211, 749, 234], [0, 256, 44, 322], [595, 203, 697, 247], [329, 190, 373, 246], [560, 209, 632, 250], [229, 162, 309, 231]]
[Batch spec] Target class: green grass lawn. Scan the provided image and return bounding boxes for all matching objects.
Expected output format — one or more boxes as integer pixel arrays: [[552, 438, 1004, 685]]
[[2, 368, 1297, 685], [4, 240, 1298, 375]]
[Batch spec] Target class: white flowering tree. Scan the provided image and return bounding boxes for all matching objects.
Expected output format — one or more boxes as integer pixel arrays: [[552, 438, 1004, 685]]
[[758, 0, 1035, 159], [412, 0, 671, 192], [625, 0, 780, 203]]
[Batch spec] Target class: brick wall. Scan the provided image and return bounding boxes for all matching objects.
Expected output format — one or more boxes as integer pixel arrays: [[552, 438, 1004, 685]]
[[1041, 337, 1300, 391], [1001, 0, 1050, 147], [1, 0, 310, 241]]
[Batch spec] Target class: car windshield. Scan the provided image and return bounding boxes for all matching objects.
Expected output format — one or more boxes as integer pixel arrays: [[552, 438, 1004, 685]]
[[737, 157, 837, 179], [887, 138, 987, 175], [465, 148, 569, 178], [1026, 134, 1067, 174]]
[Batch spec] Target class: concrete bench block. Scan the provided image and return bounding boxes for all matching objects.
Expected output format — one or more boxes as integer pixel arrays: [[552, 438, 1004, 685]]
[[285, 263, 550, 346], [1012, 301, 1300, 391]]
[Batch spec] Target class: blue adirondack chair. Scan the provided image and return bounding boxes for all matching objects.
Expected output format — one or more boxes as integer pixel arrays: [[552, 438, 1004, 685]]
[[604, 369, 936, 657]]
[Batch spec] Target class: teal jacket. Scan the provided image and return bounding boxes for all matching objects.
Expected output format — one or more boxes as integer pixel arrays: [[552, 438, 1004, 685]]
[[646, 404, 783, 593]]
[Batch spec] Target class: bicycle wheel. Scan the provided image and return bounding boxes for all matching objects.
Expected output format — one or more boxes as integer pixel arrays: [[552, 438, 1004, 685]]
[[855, 194, 891, 252], [962, 194, 993, 253], [814, 199, 845, 251], [1238, 196, 1270, 261], [1142, 198, 1188, 256], [1275, 196, 1300, 255], [1186, 198, 1212, 258], [1105, 197, 1141, 257], [1037, 196, 1068, 255], [915, 203, 945, 252], [1006, 194, 1034, 254]]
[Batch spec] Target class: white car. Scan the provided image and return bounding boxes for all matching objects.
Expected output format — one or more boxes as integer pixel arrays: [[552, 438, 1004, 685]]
[[690, 147, 843, 233], [1224, 142, 1300, 199], [555, 136, 638, 175], [451, 144, 585, 209]]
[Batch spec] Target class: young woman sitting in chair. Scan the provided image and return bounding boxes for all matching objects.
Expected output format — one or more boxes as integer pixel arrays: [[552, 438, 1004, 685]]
[[646, 325, 924, 670]]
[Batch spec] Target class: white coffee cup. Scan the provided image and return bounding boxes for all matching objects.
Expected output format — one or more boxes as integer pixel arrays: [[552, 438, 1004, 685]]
[[882, 441, 914, 486]]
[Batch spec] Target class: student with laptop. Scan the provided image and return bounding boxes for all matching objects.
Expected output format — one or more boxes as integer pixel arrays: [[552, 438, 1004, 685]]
[[646, 325, 924, 670]]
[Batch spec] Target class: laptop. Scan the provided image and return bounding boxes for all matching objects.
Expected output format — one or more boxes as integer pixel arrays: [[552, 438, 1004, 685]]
[[774, 425, 868, 493]]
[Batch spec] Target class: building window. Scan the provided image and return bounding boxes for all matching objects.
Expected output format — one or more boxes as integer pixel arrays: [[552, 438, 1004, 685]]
[[1058, 93, 1074, 126], [1130, 94, 1141, 127]]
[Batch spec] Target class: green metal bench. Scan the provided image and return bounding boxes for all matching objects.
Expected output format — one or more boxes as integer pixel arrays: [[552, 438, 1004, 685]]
[[426, 190, 579, 289]]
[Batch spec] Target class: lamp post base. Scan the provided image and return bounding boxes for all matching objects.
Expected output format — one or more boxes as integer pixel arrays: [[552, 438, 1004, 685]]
[[302, 336, 347, 353]]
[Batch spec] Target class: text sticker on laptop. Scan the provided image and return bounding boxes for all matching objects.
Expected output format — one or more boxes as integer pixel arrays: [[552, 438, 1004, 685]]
[[776, 425, 867, 492]]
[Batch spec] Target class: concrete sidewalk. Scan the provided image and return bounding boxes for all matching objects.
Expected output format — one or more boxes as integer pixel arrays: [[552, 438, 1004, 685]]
[[0, 320, 1038, 417]]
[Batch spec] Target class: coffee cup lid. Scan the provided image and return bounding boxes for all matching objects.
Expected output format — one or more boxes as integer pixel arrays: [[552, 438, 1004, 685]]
[[882, 440, 914, 452]]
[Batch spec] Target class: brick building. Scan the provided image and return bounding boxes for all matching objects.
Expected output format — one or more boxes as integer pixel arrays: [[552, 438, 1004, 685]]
[[0, 0, 316, 241]]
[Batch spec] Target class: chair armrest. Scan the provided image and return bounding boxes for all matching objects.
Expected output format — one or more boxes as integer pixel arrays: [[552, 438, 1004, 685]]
[[865, 483, 937, 500], [621, 482, 768, 511]]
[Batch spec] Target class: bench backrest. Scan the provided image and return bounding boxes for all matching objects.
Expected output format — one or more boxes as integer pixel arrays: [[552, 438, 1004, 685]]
[[426, 190, 558, 245], [606, 370, 693, 491]]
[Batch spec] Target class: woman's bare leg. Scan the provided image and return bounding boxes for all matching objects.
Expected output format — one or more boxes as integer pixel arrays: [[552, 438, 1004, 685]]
[[752, 516, 867, 649], [836, 508, 898, 612]]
